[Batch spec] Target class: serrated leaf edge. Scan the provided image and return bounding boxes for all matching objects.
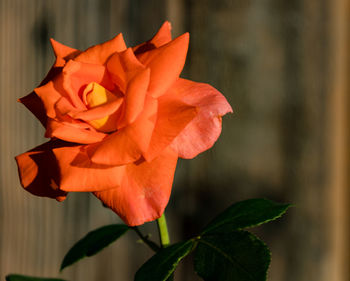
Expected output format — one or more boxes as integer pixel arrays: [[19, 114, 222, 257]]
[[161, 241, 195, 280], [196, 230, 271, 281], [202, 200, 291, 235], [194, 231, 272, 281], [134, 240, 195, 281]]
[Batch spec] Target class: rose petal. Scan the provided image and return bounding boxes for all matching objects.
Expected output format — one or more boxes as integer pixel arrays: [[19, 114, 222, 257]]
[[118, 68, 150, 128], [20, 49, 69, 126], [144, 94, 197, 162], [20, 60, 68, 127], [54, 96, 79, 116], [93, 146, 178, 226], [53, 98, 96, 130], [50, 38, 81, 66], [74, 33, 127, 65], [50, 38, 80, 59], [19, 92, 48, 127], [62, 60, 115, 110], [45, 118, 107, 144], [35, 75, 66, 119], [53, 99, 95, 128], [133, 21, 172, 55], [136, 33, 189, 98], [169, 79, 233, 158], [52, 145, 125, 192], [88, 96, 157, 165], [70, 98, 123, 122], [106, 48, 146, 93], [15, 140, 68, 202]]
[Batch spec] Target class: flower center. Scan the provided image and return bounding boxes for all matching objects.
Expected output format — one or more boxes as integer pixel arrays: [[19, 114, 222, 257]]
[[83, 82, 120, 133]]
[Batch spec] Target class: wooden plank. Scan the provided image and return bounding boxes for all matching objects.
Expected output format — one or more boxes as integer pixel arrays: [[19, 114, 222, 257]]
[[327, 0, 350, 280], [2, 0, 348, 280]]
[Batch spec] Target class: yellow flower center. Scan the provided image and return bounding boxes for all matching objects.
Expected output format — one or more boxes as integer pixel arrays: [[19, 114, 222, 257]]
[[83, 82, 120, 132]]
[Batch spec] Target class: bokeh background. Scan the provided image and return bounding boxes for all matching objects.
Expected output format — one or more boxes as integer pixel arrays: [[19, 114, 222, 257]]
[[0, 0, 349, 280]]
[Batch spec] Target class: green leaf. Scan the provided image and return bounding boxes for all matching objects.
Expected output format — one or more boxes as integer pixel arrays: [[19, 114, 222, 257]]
[[194, 231, 270, 281], [60, 224, 129, 271], [202, 198, 290, 235], [135, 240, 195, 281], [6, 275, 67, 281]]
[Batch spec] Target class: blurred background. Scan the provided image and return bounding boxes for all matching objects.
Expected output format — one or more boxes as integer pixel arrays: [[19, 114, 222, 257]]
[[0, 0, 349, 280]]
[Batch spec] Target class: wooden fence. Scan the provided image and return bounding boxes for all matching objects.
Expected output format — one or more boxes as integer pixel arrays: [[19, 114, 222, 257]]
[[0, 0, 348, 280]]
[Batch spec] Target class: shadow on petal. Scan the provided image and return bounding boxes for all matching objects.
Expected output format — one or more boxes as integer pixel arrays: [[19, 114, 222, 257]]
[[15, 140, 70, 201]]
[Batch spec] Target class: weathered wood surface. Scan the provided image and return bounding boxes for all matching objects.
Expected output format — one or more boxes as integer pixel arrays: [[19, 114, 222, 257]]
[[0, 0, 348, 280]]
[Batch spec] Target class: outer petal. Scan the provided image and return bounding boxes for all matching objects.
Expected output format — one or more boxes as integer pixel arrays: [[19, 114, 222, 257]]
[[136, 33, 189, 98], [133, 21, 172, 55], [50, 38, 81, 66], [19, 92, 47, 127], [52, 145, 125, 192], [19, 41, 72, 127], [50, 38, 80, 59], [45, 118, 107, 144], [169, 79, 233, 158], [15, 140, 68, 201], [19, 43, 72, 128], [93, 146, 178, 226], [35, 74, 66, 119], [87, 96, 157, 165], [144, 94, 197, 162], [74, 33, 127, 65]]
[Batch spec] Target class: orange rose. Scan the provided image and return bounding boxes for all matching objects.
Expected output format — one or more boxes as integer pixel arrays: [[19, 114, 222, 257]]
[[15, 22, 232, 226]]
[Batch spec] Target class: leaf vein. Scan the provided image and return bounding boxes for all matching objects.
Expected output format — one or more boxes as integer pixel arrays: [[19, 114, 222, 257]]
[[199, 239, 257, 281]]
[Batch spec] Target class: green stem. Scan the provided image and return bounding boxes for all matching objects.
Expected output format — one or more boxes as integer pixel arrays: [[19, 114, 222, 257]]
[[157, 213, 170, 248], [132, 227, 160, 252], [157, 214, 174, 281]]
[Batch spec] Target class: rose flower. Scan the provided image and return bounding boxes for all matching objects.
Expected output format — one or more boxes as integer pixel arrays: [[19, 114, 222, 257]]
[[15, 22, 232, 226]]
